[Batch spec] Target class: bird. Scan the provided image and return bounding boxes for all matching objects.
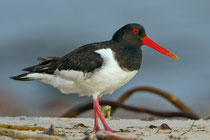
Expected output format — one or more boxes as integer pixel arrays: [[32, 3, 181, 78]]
[[11, 23, 179, 132]]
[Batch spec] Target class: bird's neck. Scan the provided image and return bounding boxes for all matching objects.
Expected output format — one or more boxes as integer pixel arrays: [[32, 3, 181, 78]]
[[111, 41, 142, 71]]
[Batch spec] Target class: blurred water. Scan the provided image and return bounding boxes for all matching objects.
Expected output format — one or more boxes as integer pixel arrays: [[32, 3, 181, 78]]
[[0, 0, 210, 117]]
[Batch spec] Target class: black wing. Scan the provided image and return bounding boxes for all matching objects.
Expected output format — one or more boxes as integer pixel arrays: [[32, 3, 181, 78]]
[[11, 44, 104, 81], [58, 47, 104, 73]]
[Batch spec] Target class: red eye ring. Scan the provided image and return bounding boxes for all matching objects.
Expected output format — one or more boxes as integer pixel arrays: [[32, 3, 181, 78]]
[[133, 28, 139, 34]]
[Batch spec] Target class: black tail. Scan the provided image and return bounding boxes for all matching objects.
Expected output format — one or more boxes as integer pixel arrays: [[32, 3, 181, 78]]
[[10, 73, 33, 81], [11, 57, 59, 81]]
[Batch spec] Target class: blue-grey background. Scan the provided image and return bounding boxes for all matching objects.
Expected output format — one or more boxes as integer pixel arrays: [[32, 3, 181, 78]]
[[0, 0, 210, 118]]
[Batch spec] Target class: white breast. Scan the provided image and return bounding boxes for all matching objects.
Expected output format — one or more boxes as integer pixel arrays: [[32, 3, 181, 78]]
[[89, 48, 138, 95], [26, 48, 138, 98]]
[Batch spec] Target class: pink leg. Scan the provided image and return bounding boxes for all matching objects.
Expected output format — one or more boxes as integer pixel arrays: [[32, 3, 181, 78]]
[[92, 96, 101, 132], [95, 96, 116, 132]]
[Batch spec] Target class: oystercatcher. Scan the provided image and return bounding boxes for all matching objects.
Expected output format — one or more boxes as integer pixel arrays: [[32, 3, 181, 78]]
[[11, 23, 179, 132]]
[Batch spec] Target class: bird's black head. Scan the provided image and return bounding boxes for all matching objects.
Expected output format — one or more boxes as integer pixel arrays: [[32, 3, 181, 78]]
[[112, 23, 146, 46], [112, 23, 179, 60]]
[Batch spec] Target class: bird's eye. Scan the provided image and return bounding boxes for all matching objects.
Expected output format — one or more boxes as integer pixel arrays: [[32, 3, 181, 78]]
[[133, 28, 139, 34]]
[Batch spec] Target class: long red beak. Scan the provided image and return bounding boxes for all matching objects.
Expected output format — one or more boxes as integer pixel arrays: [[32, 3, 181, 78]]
[[141, 36, 179, 60]]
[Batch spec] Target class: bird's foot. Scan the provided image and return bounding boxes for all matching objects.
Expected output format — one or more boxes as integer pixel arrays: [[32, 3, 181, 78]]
[[92, 126, 101, 133], [92, 128, 117, 133], [105, 127, 117, 133]]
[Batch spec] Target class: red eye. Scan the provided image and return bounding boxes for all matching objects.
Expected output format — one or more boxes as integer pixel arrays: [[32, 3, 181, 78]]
[[133, 28, 139, 34]]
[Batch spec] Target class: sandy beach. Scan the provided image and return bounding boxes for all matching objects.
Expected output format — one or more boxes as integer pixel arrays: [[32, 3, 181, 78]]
[[0, 117, 209, 139]]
